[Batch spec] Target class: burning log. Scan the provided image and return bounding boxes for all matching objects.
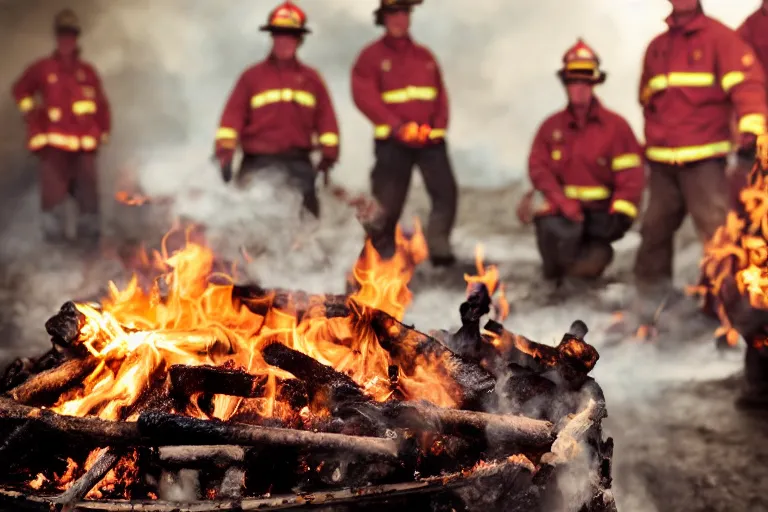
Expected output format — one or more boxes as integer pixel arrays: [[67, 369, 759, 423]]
[[351, 400, 554, 449], [169, 364, 264, 399], [0, 397, 399, 459], [53, 447, 123, 510], [261, 343, 367, 404], [365, 308, 497, 409], [231, 285, 350, 320], [45, 301, 87, 350], [5, 357, 98, 405]]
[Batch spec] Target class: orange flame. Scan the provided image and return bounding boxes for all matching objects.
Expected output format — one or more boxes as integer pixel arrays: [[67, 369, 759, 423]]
[[698, 134, 768, 346], [115, 190, 150, 206], [50, 221, 455, 424], [463, 245, 510, 323]]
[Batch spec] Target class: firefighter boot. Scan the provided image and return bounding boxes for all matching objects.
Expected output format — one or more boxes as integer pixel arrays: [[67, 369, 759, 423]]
[[736, 343, 768, 409], [77, 212, 102, 246], [426, 231, 455, 267], [41, 203, 69, 244], [567, 242, 614, 279]]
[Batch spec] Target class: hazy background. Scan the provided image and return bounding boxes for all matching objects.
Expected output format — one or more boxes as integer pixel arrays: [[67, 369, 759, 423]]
[[0, 2, 761, 510], [0, 0, 759, 199]]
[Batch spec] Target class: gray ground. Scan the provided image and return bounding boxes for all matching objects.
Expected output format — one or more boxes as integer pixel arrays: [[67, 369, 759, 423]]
[[0, 176, 765, 512]]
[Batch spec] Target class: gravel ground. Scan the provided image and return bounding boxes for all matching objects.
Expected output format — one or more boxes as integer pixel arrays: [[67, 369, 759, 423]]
[[0, 177, 764, 512]]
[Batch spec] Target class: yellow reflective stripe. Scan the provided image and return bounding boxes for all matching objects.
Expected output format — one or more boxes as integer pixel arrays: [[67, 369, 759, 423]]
[[250, 89, 316, 109], [429, 128, 446, 139], [563, 185, 611, 201], [645, 72, 716, 95], [28, 134, 47, 150], [216, 127, 238, 140], [645, 140, 732, 164], [381, 86, 438, 103], [611, 199, 638, 218], [721, 71, 746, 93], [81, 136, 97, 150], [611, 153, 642, 171], [18, 97, 35, 113], [48, 133, 81, 151], [738, 113, 766, 135], [374, 125, 391, 139], [72, 100, 97, 115], [318, 132, 339, 146]]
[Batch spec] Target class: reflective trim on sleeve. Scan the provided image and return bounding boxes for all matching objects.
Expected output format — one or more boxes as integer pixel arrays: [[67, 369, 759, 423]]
[[374, 125, 391, 139], [611, 153, 642, 171], [429, 128, 446, 139], [216, 127, 238, 140], [611, 199, 638, 218], [318, 132, 339, 146], [721, 71, 746, 93], [738, 113, 767, 136]]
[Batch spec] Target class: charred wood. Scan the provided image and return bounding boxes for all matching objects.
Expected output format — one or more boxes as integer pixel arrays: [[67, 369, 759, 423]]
[[0, 456, 536, 511], [45, 301, 87, 350], [364, 308, 496, 410], [5, 357, 98, 406], [261, 343, 367, 405], [232, 285, 350, 321], [349, 400, 553, 450], [0, 349, 63, 392], [158, 445, 245, 466], [54, 447, 123, 511]]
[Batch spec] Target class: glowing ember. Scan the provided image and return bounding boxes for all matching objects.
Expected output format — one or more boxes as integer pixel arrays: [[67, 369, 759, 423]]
[[115, 191, 150, 206], [50, 222, 444, 423], [694, 134, 768, 346]]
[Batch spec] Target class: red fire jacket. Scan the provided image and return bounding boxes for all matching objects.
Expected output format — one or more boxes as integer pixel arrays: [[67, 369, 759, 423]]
[[640, 12, 767, 165], [351, 34, 448, 144], [215, 56, 340, 163], [738, 7, 768, 100], [528, 100, 646, 219], [12, 51, 111, 153]]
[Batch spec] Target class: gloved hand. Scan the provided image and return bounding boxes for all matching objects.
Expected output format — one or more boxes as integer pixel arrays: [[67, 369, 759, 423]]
[[737, 132, 758, 158], [516, 190, 535, 225], [396, 122, 432, 144], [606, 213, 633, 240], [219, 159, 233, 183], [558, 198, 584, 222], [316, 157, 335, 174]]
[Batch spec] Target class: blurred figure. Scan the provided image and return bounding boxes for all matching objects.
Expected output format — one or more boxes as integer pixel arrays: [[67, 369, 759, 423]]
[[11, 9, 111, 244], [633, 0, 768, 321], [351, 0, 457, 266], [735, 1, 768, 207], [214, 2, 340, 218], [521, 40, 644, 284]]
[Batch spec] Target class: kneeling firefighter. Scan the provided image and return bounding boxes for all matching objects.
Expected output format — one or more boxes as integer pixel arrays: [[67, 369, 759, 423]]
[[520, 39, 646, 283], [214, 2, 340, 218]]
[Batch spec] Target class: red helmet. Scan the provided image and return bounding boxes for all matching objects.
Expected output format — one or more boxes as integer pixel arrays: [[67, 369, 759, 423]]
[[261, 2, 310, 34], [374, 0, 423, 26], [558, 39, 606, 84]]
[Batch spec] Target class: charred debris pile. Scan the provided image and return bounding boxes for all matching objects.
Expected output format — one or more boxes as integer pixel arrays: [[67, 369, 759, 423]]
[[0, 227, 615, 512]]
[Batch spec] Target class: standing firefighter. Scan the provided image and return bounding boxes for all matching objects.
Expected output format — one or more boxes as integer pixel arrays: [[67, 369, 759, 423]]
[[215, 2, 339, 218], [351, 0, 457, 266], [522, 40, 645, 283], [633, 0, 768, 319], [12, 9, 111, 243]]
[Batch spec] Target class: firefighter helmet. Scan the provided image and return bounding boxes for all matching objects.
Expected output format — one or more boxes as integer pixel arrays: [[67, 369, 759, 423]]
[[558, 39, 606, 84], [374, 0, 424, 26], [54, 9, 81, 35], [261, 2, 310, 34]]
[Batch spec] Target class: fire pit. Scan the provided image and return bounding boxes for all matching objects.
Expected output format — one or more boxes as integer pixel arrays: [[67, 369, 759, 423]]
[[0, 226, 615, 511]]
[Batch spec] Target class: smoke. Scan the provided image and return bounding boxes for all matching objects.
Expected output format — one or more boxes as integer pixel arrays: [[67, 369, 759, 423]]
[[0, 1, 760, 510]]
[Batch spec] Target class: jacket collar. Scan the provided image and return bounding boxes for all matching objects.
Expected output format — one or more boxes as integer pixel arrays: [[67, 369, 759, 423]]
[[267, 54, 301, 69], [565, 98, 603, 128], [665, 10, 707, 34], [382, 33, 413, 51]]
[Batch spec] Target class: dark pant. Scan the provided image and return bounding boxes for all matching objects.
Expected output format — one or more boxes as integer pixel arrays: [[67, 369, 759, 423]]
[[39, 148, 99, 213], [534, 210, 626, 280], [633, 158, 729, 291], [238, 152, 319, 217], [369, 140, 458, 259]]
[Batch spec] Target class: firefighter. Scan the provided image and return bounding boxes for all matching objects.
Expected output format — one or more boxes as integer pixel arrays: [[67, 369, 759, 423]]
[[11, 9, 111, 243], [633, 0, 768, 320], [523, 39, 645, 283], [351, 0, 457, 266], [215, 1, 339, 218]]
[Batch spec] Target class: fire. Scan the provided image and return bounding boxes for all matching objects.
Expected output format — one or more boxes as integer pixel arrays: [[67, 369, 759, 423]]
[[463, 245, 510, 323], [51, 222, 448, 423], [115, 190, 150, 206], [696, 134, 768, 346]]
